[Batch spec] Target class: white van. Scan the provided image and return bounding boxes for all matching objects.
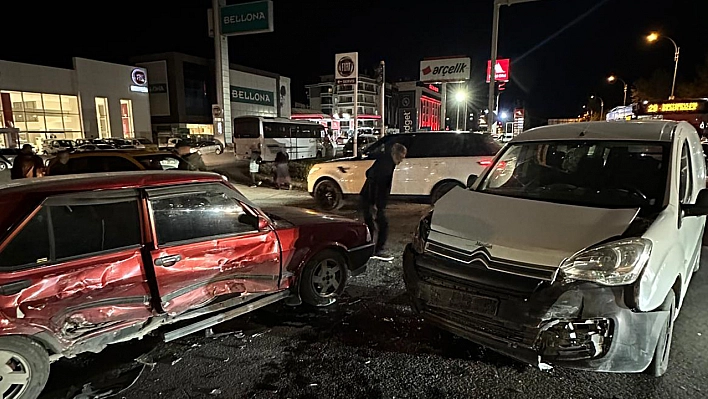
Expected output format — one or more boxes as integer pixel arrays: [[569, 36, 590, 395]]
[[308, 131, 502, 210], [404, 121, 707, 376], [233, 116, 325, 162]]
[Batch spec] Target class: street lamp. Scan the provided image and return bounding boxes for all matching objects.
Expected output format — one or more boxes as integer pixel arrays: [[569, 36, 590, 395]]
[[590, 95, 604, 120], [488, 0, 542, 133], [646, 32, 680, 100], [454, 90, 467, 131], [607, 75, 628, 106]]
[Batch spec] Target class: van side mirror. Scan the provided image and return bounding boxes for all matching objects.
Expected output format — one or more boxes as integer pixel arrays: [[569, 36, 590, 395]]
[[683, 189, 708, 217], [466, 174, 478, 188]]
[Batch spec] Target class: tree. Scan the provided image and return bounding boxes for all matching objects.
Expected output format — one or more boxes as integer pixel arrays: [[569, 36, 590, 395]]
[[631, 69, 672, 102], [677, 53, 708, 98]]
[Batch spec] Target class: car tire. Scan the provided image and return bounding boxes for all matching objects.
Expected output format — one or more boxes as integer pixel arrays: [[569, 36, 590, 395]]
[[431, 181, 464, 204], [300, 249, 349, 307], [314, 179, 343, 211], [0, 162, 6, 171], [0, 336, 50, 399], [645, 290, 676, 377], [215, 147, 223, 155]]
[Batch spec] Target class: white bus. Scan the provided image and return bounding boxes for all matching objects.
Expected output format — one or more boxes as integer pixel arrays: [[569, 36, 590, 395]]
[[233, 116, 325, 162]]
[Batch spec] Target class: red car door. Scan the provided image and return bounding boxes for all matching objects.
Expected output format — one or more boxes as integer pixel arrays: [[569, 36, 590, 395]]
[[0, 189, 152, 351], [145, 183, 282, 316]]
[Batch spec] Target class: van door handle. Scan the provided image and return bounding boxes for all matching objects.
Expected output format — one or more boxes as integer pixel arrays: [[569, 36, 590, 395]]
[[155, 255, 182, 267], [0, 280, 32, 296]]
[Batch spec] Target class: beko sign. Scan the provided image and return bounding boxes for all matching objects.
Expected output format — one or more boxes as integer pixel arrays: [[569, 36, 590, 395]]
[[420, 57, 471, 82]]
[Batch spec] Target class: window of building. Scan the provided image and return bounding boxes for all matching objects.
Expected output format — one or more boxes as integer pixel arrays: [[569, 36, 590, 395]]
[[95, 97, 111, 139], [183, 62, 211, 117], [120, 99, 135, 138], [0, 91, 83, 145]]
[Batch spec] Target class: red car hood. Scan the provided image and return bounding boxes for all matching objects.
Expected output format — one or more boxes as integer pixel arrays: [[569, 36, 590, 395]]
[[262, 206, 355, 227]]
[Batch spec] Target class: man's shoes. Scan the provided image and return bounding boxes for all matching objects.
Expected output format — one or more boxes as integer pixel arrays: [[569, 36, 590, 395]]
[[371, 250, 394, 262]]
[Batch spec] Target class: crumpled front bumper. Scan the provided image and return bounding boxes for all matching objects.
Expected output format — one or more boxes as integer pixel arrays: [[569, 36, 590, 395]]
[[402, 244, 670, 372]]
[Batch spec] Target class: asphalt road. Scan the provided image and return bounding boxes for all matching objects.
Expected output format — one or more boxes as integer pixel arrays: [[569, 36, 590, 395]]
[[33, 178, 708, 399], [8, 154, 704, 399]]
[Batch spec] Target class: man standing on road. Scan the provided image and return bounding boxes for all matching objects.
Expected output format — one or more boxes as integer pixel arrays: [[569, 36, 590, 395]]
[[46, 150, 71, 175], [360, 142, 407, 261], [175, 141, 207, 171]]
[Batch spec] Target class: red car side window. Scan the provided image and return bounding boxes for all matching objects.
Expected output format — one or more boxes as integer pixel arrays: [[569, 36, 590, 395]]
[[150, 186, 258, 246]]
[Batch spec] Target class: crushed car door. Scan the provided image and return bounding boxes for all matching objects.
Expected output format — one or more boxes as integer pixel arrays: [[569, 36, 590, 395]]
[[145, 183, 282, 316], [0, 189, 152, 348]]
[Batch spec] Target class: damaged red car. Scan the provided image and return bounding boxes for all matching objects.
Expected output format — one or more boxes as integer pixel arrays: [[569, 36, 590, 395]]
[[0, 171, 373, 399]]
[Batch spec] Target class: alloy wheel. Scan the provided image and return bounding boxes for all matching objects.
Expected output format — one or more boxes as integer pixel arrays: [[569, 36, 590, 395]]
[[310, 258, 343, 297], [0, 350, 32, 399]]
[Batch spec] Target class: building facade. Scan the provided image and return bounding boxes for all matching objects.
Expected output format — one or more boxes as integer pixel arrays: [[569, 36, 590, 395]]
[[0, 57, 151, 148], [306, 74, 393, 134], [305, 76, 439, 134], [132, 52, 291, 145]]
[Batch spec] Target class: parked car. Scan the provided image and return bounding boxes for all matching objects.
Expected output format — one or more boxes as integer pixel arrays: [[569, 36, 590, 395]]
[[343, 134, 379, 157], [404, 121, 707, 376], [130, 138, 159, 151], [41, 139, 74, 155], [308, 131, 502, 210], [75, 144, 116, 152], [0, 171, 373, 399], [193, 140, 224, 155], [0, 149, 20, 171], [46, 150, 187, 175]]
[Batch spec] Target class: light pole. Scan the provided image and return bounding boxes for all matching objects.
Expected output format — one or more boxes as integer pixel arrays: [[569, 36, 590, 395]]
[[646, 32, 680, 100], [488, 0, 542, 133], [590, 95, 604, 120], [455, 90, 467, 131], [607, 75, 628, 106]]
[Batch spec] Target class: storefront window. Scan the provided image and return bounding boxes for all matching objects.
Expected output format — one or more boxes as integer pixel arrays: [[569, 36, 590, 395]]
[[61, 95, 80, 114], [0, 91, 83, 146], [120, 99, 134, 138], [95, 97, 111, 138]]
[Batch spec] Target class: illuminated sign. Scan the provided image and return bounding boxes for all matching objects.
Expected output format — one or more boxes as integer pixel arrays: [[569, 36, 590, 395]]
[[486, 59, 510, 83], [428, 84, 439, 93], [131, 69, 147, 86], [646, 102, 699, 113], [420, 57, 471, 82]]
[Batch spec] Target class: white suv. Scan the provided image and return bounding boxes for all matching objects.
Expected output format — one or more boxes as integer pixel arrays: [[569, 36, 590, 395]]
[[404, 121, 707, 376], [307, 131, 501, 210]]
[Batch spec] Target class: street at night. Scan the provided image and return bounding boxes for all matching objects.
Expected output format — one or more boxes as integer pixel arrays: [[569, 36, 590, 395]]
[[3, 1, 708, 398], [32, 174, 708, 399]]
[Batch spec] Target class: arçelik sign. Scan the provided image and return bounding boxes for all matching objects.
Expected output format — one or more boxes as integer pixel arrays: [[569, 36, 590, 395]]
[[420, 57, 471, 82]]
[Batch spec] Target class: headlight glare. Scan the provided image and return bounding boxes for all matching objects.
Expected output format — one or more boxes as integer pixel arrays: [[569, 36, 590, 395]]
[[560, 238, 652, 286]]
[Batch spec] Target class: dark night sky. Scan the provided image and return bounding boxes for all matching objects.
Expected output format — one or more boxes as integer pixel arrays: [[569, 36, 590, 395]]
[[4, 0, 707, 122]]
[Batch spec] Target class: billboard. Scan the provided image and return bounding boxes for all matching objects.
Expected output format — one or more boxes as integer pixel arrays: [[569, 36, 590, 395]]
[[220, 1, 274, 36], [486, 58, 510, 83], [420, 57, 471, 83], [335, 52, 358, 85], [398, 91, 417, 133]]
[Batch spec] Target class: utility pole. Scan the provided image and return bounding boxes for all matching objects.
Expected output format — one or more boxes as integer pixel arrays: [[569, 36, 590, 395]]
[[379, 60, 385, 137]]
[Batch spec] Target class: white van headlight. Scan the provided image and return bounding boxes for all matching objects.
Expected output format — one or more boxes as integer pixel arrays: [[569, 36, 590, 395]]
[[560, 238, 652, 286]]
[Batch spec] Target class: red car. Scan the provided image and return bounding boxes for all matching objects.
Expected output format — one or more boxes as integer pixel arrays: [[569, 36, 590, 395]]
[[0, 171, 373, 399]]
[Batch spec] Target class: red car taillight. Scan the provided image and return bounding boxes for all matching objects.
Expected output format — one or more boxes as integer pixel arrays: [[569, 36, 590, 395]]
[[477, 159, 493, 167]]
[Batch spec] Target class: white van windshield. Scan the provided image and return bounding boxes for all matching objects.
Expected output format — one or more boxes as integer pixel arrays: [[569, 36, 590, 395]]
[[479, 140, 670, 212]]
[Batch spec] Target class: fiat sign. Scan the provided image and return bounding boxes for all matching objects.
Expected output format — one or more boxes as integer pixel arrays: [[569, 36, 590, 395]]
[[486, 59, 510, 83], [420, 57, 471, 83], [335, 52, 358, 84]]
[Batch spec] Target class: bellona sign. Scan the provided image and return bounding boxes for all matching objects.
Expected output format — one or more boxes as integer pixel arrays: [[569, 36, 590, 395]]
[[230, 86, 274, 106], [220, 0, 274, 36]]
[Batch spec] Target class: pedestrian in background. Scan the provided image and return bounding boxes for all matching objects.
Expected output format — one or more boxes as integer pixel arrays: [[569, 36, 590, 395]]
[[11, 144, 45, 179], [47, 150, 71, 176], [174, 141, 207, 171], [274, 151, 291, 190], [359, 142, 407, 261], [249, 148, 261, 187]]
